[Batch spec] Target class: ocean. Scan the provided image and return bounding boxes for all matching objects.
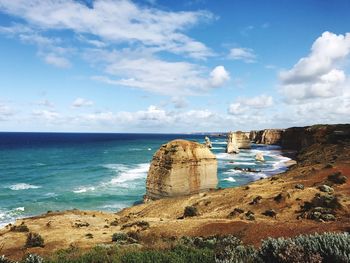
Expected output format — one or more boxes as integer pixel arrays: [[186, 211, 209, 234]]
[[0, 132, 291, 227]]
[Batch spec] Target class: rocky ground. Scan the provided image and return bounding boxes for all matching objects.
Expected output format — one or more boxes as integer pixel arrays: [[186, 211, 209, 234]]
[[1, 125, 349, 260]]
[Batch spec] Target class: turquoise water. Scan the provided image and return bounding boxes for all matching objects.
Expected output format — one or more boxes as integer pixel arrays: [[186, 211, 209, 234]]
[[0, 133, 290, 227]]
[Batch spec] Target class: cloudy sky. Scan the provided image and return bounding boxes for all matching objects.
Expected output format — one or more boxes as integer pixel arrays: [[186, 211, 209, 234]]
[[0, 0, 349, 132]]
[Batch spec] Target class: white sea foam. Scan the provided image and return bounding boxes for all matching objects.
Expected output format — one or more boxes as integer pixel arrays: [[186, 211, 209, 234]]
[[110, 163, 150, 185], [0, 207, 25, 228], [8, 183, 41, 191], [73, 186, 96, 193], [223, 177, 236, 182], [212, 141, 227, 145]]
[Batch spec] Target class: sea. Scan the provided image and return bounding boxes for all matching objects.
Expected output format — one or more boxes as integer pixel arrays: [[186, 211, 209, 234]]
[[0, 132, 291, 227]]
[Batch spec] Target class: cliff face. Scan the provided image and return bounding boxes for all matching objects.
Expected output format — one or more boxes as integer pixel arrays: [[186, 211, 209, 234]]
[[226, 131, 250, 153], [145, 139, 217, 200], [250, 129, 284, 145], [250, 125, 350, 151]]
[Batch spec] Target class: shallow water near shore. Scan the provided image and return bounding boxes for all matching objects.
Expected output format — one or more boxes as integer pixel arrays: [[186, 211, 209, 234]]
[[0, 133, 291, 227]]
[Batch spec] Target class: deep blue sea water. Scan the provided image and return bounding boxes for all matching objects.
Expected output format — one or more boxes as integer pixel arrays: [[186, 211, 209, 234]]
[[0, 133, 290, 227]]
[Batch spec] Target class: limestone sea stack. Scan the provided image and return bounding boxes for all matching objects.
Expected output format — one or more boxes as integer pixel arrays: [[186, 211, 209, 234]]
[[226, 131, 250, 154], [145, 139, 218, 200], [204, 136, 212, 148], [255, 152, 265, 162]]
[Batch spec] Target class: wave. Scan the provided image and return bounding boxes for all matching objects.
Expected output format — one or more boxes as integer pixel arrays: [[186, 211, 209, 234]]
[[223, 177, 236, 182], [73, 186, 96, 193], [0, 207, 26, 228], [110, 163, 150, 185], [8, 183, 41, 191]]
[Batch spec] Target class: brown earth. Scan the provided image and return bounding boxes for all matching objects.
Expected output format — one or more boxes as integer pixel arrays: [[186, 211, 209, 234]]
[[1, 125, 350, 260]]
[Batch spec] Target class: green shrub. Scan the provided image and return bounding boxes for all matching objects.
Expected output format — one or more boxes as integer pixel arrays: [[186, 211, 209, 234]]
[[260, 232, 350, 263], [24, 254, 44, 263], [121, 245, 214, 263], [25, 233, 45, 248], [0, 255, 14, 263], [215, 245, 261, 263], [10, 223, 29, 232], [183, 206, 198, 217], [112, 233, 128, 242]]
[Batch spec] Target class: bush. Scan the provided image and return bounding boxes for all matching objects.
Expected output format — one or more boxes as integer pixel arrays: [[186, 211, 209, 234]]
[[260, 232, 350, 263], [10, 222, 29, 232], [121, 245, 214, 263], [183, 206, 198, 217], [215, 245, 261, 263], [25, 233, 45, 248], [24, 254, 44, 263], [112, 232, 128, 242], [0, 255, 14, 263], [328, 172, 347, 185]]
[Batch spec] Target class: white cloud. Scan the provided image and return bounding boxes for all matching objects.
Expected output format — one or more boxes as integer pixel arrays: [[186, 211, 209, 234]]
[[228, 95, 273, 115], [0, 103, 15, 120], [171, 96, 188, 109], [209, 65, 230, 87], [72, 97, 94, 108], [0, 0, 213, 59], [280, 31, 350, 103], [32, 109, 60, 121], [37, 99, 54, 108], [43, 53, 71, 68], [93, 57, 230, 95], [228, 47, 256, 63]]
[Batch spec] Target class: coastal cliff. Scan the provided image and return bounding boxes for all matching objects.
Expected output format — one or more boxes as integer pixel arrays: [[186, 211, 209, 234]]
[[145, 140, 218, 200], [226, 131, 250, 153], [250, 125, 350, 151], [1, 124, 349, 260]]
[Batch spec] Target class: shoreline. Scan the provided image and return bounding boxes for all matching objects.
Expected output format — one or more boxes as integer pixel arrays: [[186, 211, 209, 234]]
[[0, 143, 296, 230]]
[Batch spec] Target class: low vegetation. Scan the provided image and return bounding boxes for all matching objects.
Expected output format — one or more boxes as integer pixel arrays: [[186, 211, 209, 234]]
[[2, 232, 348, 262]]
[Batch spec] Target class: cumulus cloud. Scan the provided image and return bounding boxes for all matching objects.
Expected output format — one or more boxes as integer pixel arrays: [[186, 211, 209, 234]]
[[171, 96, 188, 109], [209, 65, 230, 87], [93, 58, 230, 95], [43, 53, 71, 68], [0, 0, 213, 59], [72, 97, 94, 108], [280, 31, 350, 103], [228, 95, 273, 115], [228, 47, 256, 63], [0, 103, 15, 120], [32, 109, 60, 121]]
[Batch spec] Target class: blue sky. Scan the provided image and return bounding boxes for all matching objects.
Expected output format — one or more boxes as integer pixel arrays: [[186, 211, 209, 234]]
[[0, 0, 349, 132]]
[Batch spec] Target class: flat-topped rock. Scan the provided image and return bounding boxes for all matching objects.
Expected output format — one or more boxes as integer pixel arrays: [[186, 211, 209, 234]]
[[145, 139, 218, 200], [226, 131, 250, 153]]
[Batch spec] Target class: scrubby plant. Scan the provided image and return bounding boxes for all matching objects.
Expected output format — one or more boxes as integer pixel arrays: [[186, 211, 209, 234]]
[[10, 223, 29, 232], [328, 172, 347, 185], [260, 232, 350, 263], [0, 255, 15, 263], [121, 220, 150, 230], [25, 233, 44, 248], [183, 206, 198, 217], [24, 254, 44, 263], [112, 232, 128, 242], [215, 245, 261, 263]]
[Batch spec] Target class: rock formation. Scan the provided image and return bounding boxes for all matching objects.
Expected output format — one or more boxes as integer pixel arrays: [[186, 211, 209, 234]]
[[250, 129, 284, 145], [255, 152, 265, 162], [204, 136, 212, 148], [226, 131, 250, 154], [145, 139, 218, 200]]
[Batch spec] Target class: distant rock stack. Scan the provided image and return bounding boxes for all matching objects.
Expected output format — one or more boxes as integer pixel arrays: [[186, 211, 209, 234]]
[[145, 140, 218, 201], [226, 131, 250, 153], [255, 152, 265, 162], [204, 136, 212, 148]]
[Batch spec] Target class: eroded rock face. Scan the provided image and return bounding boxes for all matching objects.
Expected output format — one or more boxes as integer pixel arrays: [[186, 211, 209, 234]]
[[251, 129, 284, 145], [204, 136, 212, 148], [145, 139, 218, 200], [226, 131, 250, 153]]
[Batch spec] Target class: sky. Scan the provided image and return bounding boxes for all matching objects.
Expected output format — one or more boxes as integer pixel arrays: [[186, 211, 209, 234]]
[[0, 0, 349, 133]]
